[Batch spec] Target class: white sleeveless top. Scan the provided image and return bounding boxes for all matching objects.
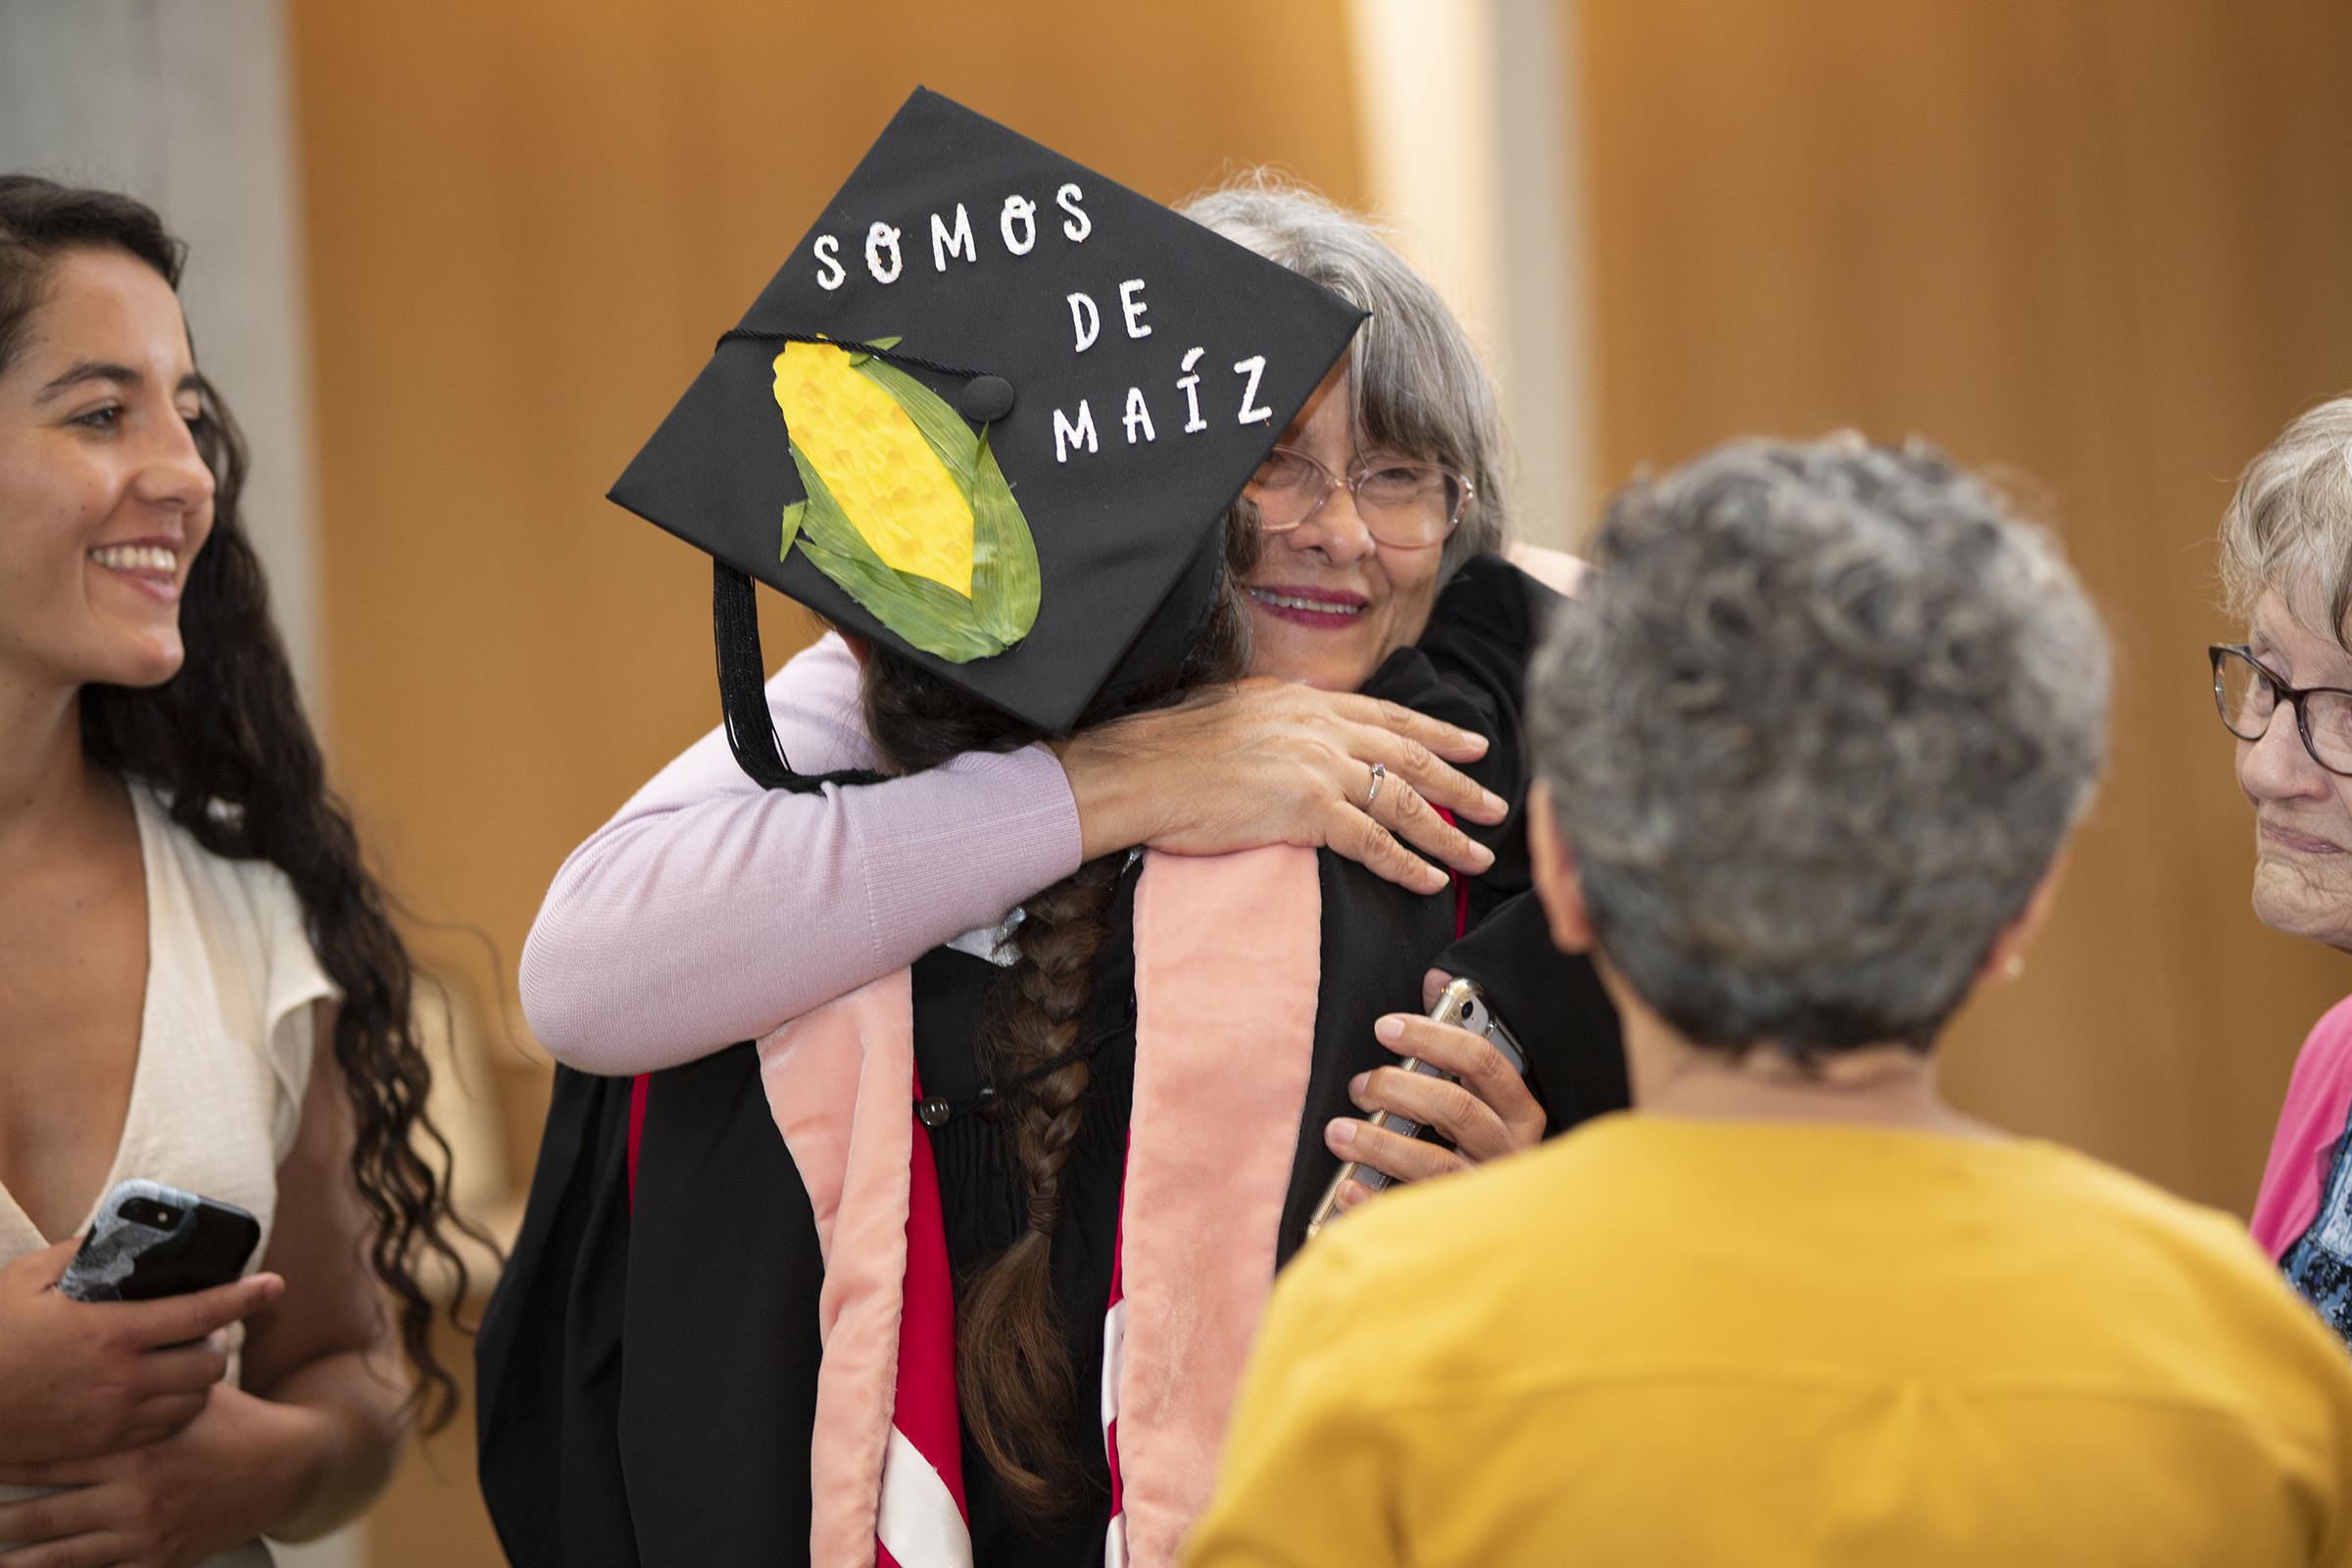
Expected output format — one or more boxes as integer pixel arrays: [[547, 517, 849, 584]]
[[0, 782, 338, 1566]]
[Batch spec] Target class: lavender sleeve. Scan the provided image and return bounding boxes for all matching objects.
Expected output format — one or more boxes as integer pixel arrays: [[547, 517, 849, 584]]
[[518, 632, 1083, 1073]]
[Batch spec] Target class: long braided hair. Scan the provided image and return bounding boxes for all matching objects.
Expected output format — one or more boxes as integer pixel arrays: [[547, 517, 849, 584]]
[[860, 514, 1256, 1523], [0, 175, 477, 1426]]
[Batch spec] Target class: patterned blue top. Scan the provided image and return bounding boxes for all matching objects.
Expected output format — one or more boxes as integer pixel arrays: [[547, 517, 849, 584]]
[[2280, 1096, 2352, 1343]]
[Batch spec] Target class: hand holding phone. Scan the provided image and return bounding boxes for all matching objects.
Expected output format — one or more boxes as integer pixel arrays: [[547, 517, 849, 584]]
[[59, 1180, 261, 1303], [1304, 977, 1539, 1240], [0, 1229, 279, 1465]]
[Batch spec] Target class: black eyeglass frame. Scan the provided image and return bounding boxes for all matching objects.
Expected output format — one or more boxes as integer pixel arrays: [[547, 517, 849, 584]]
[[2210, 643, 2352, 777], [1243, 445, 1475, 550]]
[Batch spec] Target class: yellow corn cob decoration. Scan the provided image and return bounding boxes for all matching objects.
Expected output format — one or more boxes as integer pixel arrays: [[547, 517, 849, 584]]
[[772, 341, 974, 597]]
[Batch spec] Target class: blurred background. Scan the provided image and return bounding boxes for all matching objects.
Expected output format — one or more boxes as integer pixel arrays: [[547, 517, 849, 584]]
[[6, 0, 2352, 1560]]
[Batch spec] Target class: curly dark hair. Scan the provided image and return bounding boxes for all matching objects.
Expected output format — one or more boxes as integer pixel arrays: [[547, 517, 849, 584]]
[[0, 173, 475, 1426]]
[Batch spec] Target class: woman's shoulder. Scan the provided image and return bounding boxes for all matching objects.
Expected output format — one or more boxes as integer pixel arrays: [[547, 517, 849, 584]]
[[2302, 992, 2352, 1057], [1419, 551, 1565, 668], [130, 783, 337, 1115], [1363, 553, 1555, 738], [2272, 994, 2352, 1157], [2279, 995, 2352, 1133], [132, 783, 310, 951]]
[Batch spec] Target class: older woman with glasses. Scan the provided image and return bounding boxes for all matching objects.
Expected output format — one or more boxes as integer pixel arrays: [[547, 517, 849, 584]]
[[1191, 434, 2352, 1566], [517, 176, 1621, 1199], [2223, 398, 2352, 1339]]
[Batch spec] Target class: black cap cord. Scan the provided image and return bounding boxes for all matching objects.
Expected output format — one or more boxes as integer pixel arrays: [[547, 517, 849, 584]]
[[713, 561, 801, 790], [711, 561, 895, 796], [714, 329, 1015, 423]]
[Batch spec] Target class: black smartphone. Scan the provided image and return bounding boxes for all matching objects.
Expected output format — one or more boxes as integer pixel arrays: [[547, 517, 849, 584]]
[[58, 1180, 261, 1302]]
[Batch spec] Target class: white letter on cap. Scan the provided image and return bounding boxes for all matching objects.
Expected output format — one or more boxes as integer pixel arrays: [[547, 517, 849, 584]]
[[1057, 182, 1091, 243], [1000, 195, 1038, 256], [1123, 386, 1156, 444], [865, 222, 904, 284], [813, 235, 846, 291], [1178, 347, 1206, 432], [931, 204, 977, 271], [1234, 355, 1273, 424], [1067, 292, 1101, 353], [1054, 401, 1100, 463], [1119, 279, 1152, 339]]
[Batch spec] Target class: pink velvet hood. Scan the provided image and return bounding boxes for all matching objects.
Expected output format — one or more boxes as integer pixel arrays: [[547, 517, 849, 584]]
[[756, 845, 1324, 1568]]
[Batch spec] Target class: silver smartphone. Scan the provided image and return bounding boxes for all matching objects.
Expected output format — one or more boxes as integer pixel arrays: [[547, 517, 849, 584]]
[[1303, 977, 1526, 1241]]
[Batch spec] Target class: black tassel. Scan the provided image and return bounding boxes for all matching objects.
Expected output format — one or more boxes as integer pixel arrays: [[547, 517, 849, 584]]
[[713, 561, 798, 790]]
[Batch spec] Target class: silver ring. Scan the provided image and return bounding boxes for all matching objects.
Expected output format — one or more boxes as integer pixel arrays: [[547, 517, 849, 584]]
[[1365, 761, 1387, 810]]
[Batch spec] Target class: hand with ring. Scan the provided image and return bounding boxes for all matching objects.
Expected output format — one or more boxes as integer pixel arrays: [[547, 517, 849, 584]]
[[1053, 679, 1507, 895]]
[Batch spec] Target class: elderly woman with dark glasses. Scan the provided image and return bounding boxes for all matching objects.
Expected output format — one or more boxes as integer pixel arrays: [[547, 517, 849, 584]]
[[2221, 396, 2352, 1338]]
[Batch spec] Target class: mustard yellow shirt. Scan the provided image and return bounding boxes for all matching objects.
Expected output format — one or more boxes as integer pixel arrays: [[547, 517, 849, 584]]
[[1189, 1114, 2352, 1568]]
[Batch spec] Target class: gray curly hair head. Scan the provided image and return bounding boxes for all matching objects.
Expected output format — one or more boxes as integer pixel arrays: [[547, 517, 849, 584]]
[[2220, 395, 2352, 642], [1181, 173, 1509, 580], [1530, 434, 2109, 1056]]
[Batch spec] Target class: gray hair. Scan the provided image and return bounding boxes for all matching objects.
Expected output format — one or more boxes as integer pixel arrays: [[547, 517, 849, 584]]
[[1181, 174, 1509, 579], [1529, 435, 2109, 1055], [2220, 394, 2352, 641]]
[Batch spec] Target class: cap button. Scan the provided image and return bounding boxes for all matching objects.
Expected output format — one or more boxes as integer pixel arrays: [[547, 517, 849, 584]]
[[959, 375, 1015, 423]]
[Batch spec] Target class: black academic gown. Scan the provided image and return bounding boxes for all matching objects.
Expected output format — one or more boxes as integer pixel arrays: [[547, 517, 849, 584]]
[[475, 556, 1627, 1568]]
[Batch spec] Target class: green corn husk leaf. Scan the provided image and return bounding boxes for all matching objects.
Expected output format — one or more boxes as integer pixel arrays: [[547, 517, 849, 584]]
[[967, 428, 1040, 641], [845, 334, 903, 367], [776, 341, 1039, 662], [856, 357, 1040, 638], [785, 440, 1034, 662], [858, 357, 981, 488]]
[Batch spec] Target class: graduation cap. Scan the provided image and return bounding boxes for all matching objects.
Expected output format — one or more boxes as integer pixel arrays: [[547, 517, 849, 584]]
[[610, 87, 1367, 788]]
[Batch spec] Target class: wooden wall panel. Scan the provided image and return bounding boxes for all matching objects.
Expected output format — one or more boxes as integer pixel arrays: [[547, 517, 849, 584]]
[[288, 0, 1363, 1131], [1579, 0, 2352, 1211], [286, 5, 1361, 1561]]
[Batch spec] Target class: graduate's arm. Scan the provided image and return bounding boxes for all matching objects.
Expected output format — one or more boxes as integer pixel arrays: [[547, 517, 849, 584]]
[[1503, 540, 1591, 599], [521, 633, 1085, 1073], [524, 638, 1506, 1076], [1183, 1243, 1402, 1568]]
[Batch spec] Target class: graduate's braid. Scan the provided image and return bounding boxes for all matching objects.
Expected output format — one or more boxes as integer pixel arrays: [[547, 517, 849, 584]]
[[859, 508, 1257, 1527], [953, 853, 1123, 1521]]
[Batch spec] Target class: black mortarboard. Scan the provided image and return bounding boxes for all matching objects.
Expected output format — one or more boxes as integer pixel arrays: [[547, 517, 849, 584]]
[[611, 87, 1366, 785]]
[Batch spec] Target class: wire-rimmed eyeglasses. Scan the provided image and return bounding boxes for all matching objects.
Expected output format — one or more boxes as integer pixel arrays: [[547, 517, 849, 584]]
[[1243, 446, 1473, 550], [2211, 643, 2352, 776]]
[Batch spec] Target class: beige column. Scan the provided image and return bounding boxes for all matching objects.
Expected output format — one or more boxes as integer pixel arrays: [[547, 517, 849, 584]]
[[0, 0, 325, 717], [0, 13, 346, 1558], [1345, 0, 1598, 548]]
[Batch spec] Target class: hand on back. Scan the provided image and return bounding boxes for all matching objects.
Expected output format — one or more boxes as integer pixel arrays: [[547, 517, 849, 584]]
[[1054, 678, 1508, 894]]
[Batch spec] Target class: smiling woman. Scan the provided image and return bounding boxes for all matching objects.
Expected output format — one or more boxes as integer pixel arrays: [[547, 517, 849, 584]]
[[1196, 178, 1509, 695], [2221, 396, 2352, 1343], [0, 176, 474, 1567], [517, 177, 1573, 1083], [0, 249, 216, 691]]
